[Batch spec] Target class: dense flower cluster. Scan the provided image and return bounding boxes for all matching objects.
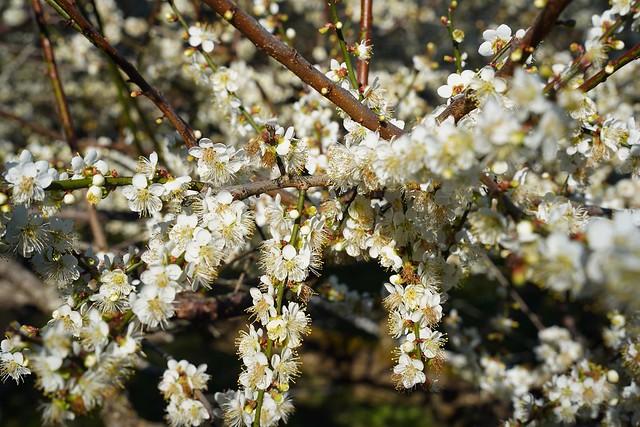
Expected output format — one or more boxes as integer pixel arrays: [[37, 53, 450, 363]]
[[1, 0, 640, 425], [159, 359, 211, 426]]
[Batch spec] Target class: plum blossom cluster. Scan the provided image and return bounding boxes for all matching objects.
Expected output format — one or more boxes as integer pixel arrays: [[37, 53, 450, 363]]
[[385, 271, 445, 390], [446, 311, 640, 425], [0, 304, 143, 424], [321, 189, 455, 389], [0, 144, 254, 423], [158, 359, 211, 426], [2, 0, 640, 425], [214, 193, 321, 426]]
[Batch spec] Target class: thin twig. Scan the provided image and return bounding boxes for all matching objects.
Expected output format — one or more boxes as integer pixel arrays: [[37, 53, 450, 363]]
[[444, 0, 463, 73], [223, 173, 333, 200], [202, 0, 404, 141], [579, 42, 640, 92], [46, 0, 197, 147], [32, 0, 79, 153], [483, 253, 545, 332], [545, 0, 639, 95], [87, 202, 108, 252], [0, 107, 65, 141], [175, 291, 253, 322], [328, 0, 359, 91], [437, 0, 573, 123], [497, 0, 573, 79]]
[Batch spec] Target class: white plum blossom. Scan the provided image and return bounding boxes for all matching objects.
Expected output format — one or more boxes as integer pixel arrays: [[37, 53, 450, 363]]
[[211, 66, 240, 93], [50, 304, 83, 336], [159, 359, 211, 426], [610, 0, 633, 16], [437, 70, 475, 99], [70, 149, 109, 178], [393, 353, 426, 389], [31, 353, 65, 393], [137, 151, 159, 179], [248, 286, 276, 325], [239, 351, 273, 390], [131, 285, 176, 328], [478, 24, 525, 57], [188, 24, 217, 53], [469, 67, 507, 104], [353, 39, 373, 61], [529, 232, 586, 294], [260, 240, 311, 283], [166, 396, 210, 427], [326, 59, 348, 84], [0, 350, 31, 384], [140, 263, 184, 291], [188, 139, 246, 185], [274, 125, 295, 156], [3, 151, 53, 206], [121, 173, 165, 216], [3, 206, 49, 257]]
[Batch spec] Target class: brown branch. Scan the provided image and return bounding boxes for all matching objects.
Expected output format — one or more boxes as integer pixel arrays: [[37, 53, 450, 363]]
[[545, 1, 638, 95], [579, 42, 640, 92], [0, 255, 60, 313], [87, 203, 108, 252], [175, 291, 252, 322], [48, 0, 197, 147], [224, 173, 333, 200], [202, 0, 404, 141], [32, 0, 79, 153], [0, 106, 65, 141], [357, 0, 372, 87], [496, 0, 573, 79], [437, 0, 573, 124]]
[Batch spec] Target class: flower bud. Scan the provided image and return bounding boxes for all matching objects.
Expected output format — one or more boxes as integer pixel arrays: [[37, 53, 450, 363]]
[[401, 340, 415, 353], [92, 174, 105, 186], [63, 193, 75, 204]]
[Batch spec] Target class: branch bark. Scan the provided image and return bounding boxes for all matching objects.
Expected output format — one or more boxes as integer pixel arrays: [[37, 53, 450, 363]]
[[579, 42, 640, 92], [224, 174, 333, 200], [48, 0, 197, 147], [202, 0, 405, 141], [357, 0, 373, 87], [437, 0, 573, 123], [175, 291, 253, 322]]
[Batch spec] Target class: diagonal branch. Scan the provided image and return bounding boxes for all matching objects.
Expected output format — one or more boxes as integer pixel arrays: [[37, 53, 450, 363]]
[[437, 0, 573, 123], [202, 0, 405, 141], [496, 0, 574, 79], [0, 106, 66, 141], [579, 42, 640, 92], [46, 0, 197, 147]]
